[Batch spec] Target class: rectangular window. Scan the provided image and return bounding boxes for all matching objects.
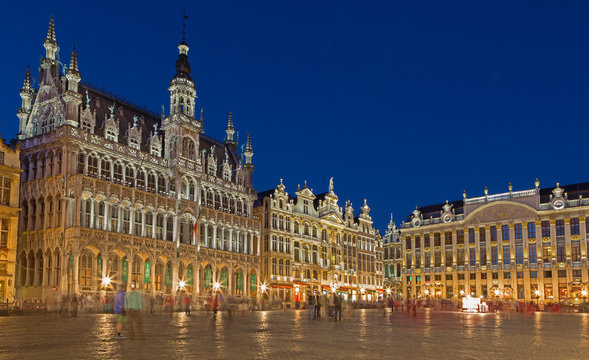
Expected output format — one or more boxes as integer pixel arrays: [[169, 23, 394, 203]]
[[527, 222, 536, 238], [446, 274, 452, 281], [415, 236, 421, 249], [557, 242, 566, 262], [0, 219, 8, 248], [457, 273, 465, 280], [479, 227, 486, 242], [572, 242, 581, 262], [445, 252, 452, 266], [480, 272, 487, 280], [515, 245, 523, 264], [573, 269, 582, 278], [424, 234, 430, 248], [0, 177, 10, 206], [570, 218, 580, 236], [501, 225, 510, 241], [542, 246, 551, 263], [558, 270, 566, 278], [530, 271, 537, 278], [469, 249, 476, 266], [492, 272, 498, 280], [405, 237, 412, 250], [457, 230, 464, 243], [514, 224, 523, 240], [491, 246, 498, 265], [529, 243, 537, 263], [556, 220, 565, 236], [445, 232, 452, 246], [504, 272, 511, 279], [480, 247, 487, 265], [468, 228, 475, 243], [517, 271, 524, 279], [541, 221, 550, 238], [503, 245, 511, 263], [457, 249, 464, 266], [490, 226, 497, 242], [544, 270, 552, 278]]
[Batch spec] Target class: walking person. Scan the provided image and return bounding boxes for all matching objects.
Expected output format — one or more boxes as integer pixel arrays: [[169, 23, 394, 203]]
[[125, 285, 145, 340], [307, 292, 316, 320], [334, 293, 342, 321], [184, 295, 191, 315], [114, 284, 126, 339]]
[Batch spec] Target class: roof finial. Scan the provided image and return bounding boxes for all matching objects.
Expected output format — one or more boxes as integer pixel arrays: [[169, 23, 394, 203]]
[[200, 108, 204, 122], [508, 182, 513, 192], [182, 10, 188, 40], [484, 186, 488, 195], [535, 178, 540, 189], [69, 44, 78, 72], [23, 66, 31, 89], [463, 189, 467, 199], [46, 16, 56, 42]]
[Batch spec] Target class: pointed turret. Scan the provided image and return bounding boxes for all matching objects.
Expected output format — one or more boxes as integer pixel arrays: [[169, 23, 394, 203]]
[[225, 112, 235, 142], [17, 67, 35, 138], [242, 132, 254, 187], [63, 45, 82, 127], [168, 37, 197, 118], [44, 17, 58, 60]]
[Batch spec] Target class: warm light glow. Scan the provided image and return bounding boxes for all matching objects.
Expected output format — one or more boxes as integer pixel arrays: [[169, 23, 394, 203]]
[[260, 282, 268, 293], [494, 289, 500, 296], [101, 276, 111, 287], [534, 290, 541, 297], [178, 280, 186, 290], [460, 290, 465, 296], [462, 294, 480, 312], [582, 290, 588, 297], [360, 287, 365, 294], [385, 288, 391, 295], [213, 282, 221, 291]]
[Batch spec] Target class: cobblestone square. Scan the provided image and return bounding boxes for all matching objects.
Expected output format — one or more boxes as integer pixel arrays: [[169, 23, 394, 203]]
[[1, 309, 588, 359]]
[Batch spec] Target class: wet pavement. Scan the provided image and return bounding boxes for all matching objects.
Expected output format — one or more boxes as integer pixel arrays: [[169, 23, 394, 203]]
[[1, 309, 588, 359]]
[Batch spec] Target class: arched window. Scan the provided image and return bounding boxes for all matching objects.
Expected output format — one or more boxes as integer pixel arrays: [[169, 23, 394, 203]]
[[147, 173, 156, 192], [155, 214, 164, 240], [137, 170, 146, 189], [158, 174, 166, 194], [182, 137, 195, 160], [113, 163, 123, 184], [125, 167, 135, 187], [87, 155, 98, 176], [79, 253, 92, 288], [101, 159, 111, 181]]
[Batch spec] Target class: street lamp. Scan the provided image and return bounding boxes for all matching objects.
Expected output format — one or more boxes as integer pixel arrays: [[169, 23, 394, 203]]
[[178, 280, 186, 291], [101, 276, 111, 288], [213, 281, 221, 292]]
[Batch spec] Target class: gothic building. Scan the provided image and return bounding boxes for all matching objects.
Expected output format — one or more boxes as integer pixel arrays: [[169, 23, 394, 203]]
[[15, 19, 261, 302], [253, 178, 384, 303], [382, 214, 402, 298], [399, 180, 589, 304], [0, 141, 20, 303]]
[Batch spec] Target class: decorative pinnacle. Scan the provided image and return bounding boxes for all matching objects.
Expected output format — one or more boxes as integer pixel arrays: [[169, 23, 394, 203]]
[[200, 108, 204, 122], [463, 189, 467, 199], [246, 132, 252, 151], [23, 66, 31, 89], [484, 186, 488, 195], [46, 17, 56, 42], [508, 182, 513, 192], [227, 112, 234, 129], [535, 178, 540, 189], [69, 45, 78, 72]]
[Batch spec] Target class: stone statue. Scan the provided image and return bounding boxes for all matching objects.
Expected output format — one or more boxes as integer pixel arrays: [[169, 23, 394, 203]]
[[108, 103, 115, 117], [329, 177, 334, 193], [85, 90, 90, 106]]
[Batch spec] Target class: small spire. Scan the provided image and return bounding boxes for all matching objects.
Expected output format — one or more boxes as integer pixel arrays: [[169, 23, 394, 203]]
[[280, 178, 283, 185], [227, 112, 234, 128], [200, 108, 204, 122], [484, 186, 488, 195], [246, 132, 252, 150], [508, 182, 513, 192], [23, 66, 31, 89], [46, 17, 56, 42], [535, 178, 540, 189], [463, 189, 467, 199], [69, 45, 78, 72]]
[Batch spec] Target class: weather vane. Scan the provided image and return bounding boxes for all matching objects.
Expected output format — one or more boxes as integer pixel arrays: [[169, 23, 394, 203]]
[[182, 10, 188, 39]]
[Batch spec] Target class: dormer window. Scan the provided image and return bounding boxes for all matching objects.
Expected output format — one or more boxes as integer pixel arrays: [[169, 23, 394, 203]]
[[129, 137, 140, 150], [104, 129, 117, 141]]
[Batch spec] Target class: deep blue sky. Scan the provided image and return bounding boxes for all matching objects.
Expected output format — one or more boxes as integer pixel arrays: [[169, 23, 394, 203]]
[[1, 1, 588, 233]]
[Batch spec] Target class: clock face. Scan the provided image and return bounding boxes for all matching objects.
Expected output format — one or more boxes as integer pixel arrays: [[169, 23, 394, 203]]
[[443, 214, 452, 223], [412, 218, 421, 227], [553, 199, 565, 210]]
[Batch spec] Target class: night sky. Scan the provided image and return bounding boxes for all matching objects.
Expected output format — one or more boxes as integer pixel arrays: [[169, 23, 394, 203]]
[[1, 1, 588, 233]]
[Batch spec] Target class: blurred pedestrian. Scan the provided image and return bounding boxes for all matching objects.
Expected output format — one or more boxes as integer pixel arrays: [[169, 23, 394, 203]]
[[125, 285, 144, 340], [70, 295, 78, 317], [114, 284, 126, 339], [307, 292, 316, 320], [184, 295, 191, 315]]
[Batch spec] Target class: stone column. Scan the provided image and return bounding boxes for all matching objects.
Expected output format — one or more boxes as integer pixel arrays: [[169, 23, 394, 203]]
[[89, 199, 95, 228], [73, 252, 80, 295], [127, 257, 134, 290], [104, 203, 110, 231], [204, 224, 208, 248], [228, 229, 233, 252], [257, 234, 261, 256], [162, 214, 168, 241]]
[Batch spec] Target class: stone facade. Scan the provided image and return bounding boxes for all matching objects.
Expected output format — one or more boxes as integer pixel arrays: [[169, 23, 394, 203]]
[[399, 180, 589, 304], [0, 141, 20, 302], [15, 19, 260, 302], [382, 215, 402, 298], [254, 178, 383, 303]]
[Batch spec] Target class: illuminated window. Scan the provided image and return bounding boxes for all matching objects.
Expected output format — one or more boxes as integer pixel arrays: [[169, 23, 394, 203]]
[[570, 218, 580, 235], [501, 225, 509, 241], [556, 220, 565, 236], [541, 221, 550, 237], [0, 178, 11, 206], [528, 243, 537, 263], [527, 222, 536, 238], [514, 224, 522, 240]]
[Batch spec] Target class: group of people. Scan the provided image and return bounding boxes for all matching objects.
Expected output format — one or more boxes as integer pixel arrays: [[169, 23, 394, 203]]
[[307, 292, 343, 321], [113, 284, 144, 340]]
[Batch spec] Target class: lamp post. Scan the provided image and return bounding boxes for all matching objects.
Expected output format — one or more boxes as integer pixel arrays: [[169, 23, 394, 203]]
[[582, 290, 587, 312]]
